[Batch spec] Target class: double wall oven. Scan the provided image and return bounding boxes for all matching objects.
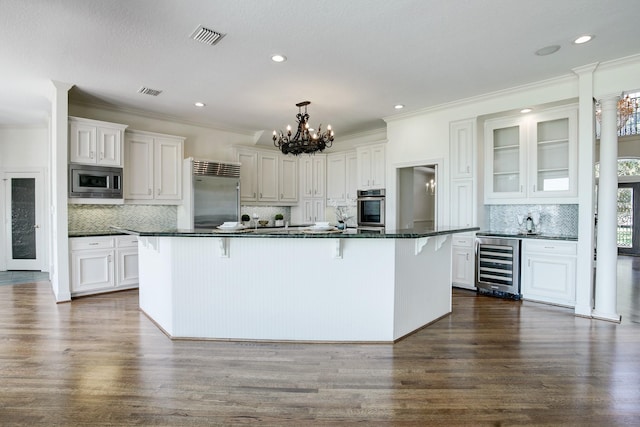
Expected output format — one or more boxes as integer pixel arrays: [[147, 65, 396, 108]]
[[357, 189, 385, 233]]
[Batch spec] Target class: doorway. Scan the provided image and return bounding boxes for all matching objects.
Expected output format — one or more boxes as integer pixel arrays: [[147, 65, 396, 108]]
[[618, 182, 640, 255], [397, 164, 437, 229], [2, 171, 44, 270]]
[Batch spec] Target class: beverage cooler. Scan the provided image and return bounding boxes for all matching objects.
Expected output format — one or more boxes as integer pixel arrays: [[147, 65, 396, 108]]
[[475, 237, 521, 298]]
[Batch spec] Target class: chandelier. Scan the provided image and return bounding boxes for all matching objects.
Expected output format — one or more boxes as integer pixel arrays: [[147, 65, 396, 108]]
[[595, 94, 639, 130], [273, 101, 334, 155]]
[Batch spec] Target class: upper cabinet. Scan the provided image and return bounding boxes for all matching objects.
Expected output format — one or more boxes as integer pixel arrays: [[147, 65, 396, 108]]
[[300, 155, 326, 198], [450, 120, 475, 180], [69, 117, 128, 167], [357, 144, 385, 190], [326, 150, 358, 203], [235, 147, 298, 205], [124, 130, 184, 204], [484, 105, 577, 204]]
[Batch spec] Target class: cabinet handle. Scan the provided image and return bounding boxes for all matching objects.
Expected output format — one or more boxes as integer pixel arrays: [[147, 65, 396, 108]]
[[528, 259, 531, 267], [466, 165, 470, 173], [89, 243, 99, 246], [148, 189, 152, 195], [260, 193, 262, 198], [280, 193, 283, 199], [533, 184, 536, 192], [253, 192, 256, 198], [100, 151, 104, 160], [520, 185, 523, 192], [157, 188, 161, 195], [466, 253, 469, 261], [90, 151, 94, 159], [108, 255, 112, 262], [544, 246, 554, 249]]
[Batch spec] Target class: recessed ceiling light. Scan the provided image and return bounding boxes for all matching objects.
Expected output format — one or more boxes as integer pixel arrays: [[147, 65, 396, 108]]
[[194, 102, 206, 107], [534, 45, 560, 56], [520, 108, 532, 114], [394, 104, 404, 110], [271, 54, 287, 63], [574, 35, 594, 44]]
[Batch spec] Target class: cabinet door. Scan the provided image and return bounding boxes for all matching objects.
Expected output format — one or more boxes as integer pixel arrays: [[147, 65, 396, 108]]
[[71, 249, 115, 293], [258, 153, 279, 202], [326, 154, 346, 202], [313, 198, 325, 223], [300, 157, 314, 198], [528, 108, 577, 199], [522, 253, 576, 306], [451, 246, 474, 288], [451, 180, 474, 227], [345, 151, 358, 201], [117, 248, 139, 287], [279, 156, 298, 202], [370, 145, 385, 188], [97, 127, 122, 166], [124, 133, 154, 200], [450, 120, 474, 180], [302, 199, 314, 223], [312, 156, 326, 197], [357, 147, 372, 189], [69, 122, 97, 164], [154, 137, 183, 200], [484, 118, 526, 201], [238, 150, 258, 201]]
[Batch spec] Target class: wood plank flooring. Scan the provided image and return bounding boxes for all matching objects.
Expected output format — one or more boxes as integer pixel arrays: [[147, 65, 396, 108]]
[[0, 282, 639, 426]]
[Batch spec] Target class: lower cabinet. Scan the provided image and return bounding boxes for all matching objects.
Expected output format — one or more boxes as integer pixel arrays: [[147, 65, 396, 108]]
[[521, 239, 576, 307], [451, 235, 475, 290], [70, 235, 139, 296]]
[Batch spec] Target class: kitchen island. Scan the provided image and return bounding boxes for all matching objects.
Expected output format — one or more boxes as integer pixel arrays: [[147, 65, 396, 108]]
[[118, 226, 478, 342]]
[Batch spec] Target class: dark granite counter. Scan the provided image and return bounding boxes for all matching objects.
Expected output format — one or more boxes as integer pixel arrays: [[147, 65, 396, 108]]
[[114, 225, 479, 239], [476, 231, 577, 241], [69, 230, 127, 238]]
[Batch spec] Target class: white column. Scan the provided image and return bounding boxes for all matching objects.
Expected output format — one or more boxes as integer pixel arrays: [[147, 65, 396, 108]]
[[593, 95, 621, 322]]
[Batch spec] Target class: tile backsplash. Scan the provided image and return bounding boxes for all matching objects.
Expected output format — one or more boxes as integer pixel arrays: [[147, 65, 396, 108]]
[[68, 204, 177, 232], [486, 204, 579, 236]]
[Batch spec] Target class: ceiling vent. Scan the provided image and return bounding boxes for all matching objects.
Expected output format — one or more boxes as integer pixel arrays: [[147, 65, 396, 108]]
[[190, 25, 226, 46], [137, 87, 162, 96]]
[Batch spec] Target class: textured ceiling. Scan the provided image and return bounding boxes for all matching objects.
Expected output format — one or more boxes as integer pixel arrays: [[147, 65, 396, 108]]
[[1, 0, 639, 144]]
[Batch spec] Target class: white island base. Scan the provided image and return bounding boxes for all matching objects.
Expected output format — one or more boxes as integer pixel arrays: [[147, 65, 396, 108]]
[[137, 234, 453, 342]]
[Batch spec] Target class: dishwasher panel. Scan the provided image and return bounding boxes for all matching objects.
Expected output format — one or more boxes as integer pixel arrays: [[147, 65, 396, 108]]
[[475, 237, 521, 297]]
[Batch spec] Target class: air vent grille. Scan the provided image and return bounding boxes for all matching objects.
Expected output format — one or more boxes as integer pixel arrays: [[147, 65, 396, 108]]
[[193, 160, 240, 178], [190, 25, 226, 46], [138, 87, 163, 96]]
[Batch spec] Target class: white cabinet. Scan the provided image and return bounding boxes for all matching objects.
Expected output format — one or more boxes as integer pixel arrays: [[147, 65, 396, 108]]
[[484, 106, 577, 204], [236, 148, 298, 204], [301, 155, 326, 198], [521, 239, 577, 307], [70, 235, 139, 296], [327, 151, 358, 203], [124, 130, 184, 204], [69, 117, 127, 167], [451, 235, 475, 289], [357, 144, 385, 190], [450, 120, 475, 180], [302, 198, 325, 223], [238, 150, 258, 201], [451, 180, 474, 228], [279, 156, 298, 203], [258, 152, 279, 202]]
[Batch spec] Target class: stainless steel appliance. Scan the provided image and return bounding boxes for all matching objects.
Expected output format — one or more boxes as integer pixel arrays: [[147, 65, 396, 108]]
[[68, 164, 123, 199], [357, 189, 385, 228], [191, 159, 241, 228], [475, 237, 521, 298]]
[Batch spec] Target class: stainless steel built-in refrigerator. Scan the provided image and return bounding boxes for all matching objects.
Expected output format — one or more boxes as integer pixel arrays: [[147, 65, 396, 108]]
[[191, 159, 241, 228]]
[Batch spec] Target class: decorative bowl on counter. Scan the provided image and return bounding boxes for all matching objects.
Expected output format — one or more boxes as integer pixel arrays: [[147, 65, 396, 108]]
[[258, 220, 269, 227]]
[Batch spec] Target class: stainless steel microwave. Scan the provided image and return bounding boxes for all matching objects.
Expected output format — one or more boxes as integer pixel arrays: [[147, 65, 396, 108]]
[[68, 164, 123, 199]]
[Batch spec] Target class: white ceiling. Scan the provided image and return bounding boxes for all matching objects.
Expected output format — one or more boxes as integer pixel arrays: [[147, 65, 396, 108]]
[[1, 0, 640, 144]]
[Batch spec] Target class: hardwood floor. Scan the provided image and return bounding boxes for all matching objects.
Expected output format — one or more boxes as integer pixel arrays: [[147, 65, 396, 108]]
[[0, 282, 639, 426]]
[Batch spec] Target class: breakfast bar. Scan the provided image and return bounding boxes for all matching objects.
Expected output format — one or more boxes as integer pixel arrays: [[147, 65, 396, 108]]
[[118, 226, 478, 342]]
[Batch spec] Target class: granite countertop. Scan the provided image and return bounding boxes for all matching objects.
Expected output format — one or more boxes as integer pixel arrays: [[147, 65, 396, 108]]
[[113, 225, 480, 239], [476, 231, 578, 241], [69, 230, 128, 238]]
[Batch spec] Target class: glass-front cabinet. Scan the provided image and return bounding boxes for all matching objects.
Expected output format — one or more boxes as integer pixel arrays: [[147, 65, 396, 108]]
[[484, 105, 578, 204]]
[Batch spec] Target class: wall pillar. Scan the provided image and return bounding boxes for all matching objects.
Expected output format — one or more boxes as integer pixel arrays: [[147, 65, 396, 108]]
[[593, 95, 621, 322]]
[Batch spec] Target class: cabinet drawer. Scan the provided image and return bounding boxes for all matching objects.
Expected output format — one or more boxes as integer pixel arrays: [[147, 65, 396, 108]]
[[523, 240, 576, 255], [70, 236, 115, 251], [117, 236, 139, 248], [452, 236, 474, 247]]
